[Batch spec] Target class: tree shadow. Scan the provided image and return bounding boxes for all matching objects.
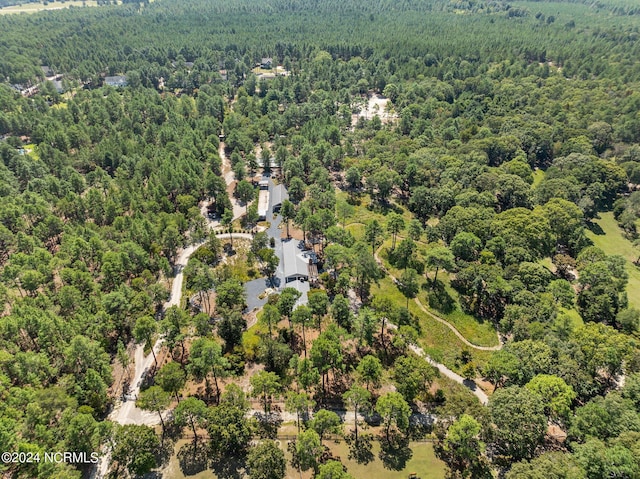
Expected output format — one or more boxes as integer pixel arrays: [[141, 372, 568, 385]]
[[177, 440, 209, 476], [212, 461, 245, 479], [378, 431, 412, 471], [155, 436, 177, 470], [253, 411, 283, 439], [211, 457, 246, 479], [586, 220, 605, 236], [426, 282, 456, 314], [164, 419, 186, 442], [345, 432, 375, 465], [408, 413, 434, 439], [346, 192, 362, 206], [367, 200, 404, 216]]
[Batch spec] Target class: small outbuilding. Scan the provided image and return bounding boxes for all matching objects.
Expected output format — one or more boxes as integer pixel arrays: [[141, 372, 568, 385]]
[[105, 75, 128, 88]]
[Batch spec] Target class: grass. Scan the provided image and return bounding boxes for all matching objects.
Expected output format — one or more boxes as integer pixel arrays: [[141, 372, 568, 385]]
[[557, 307, 584, 330], [378, 239, 499, 348], [426, 297, 499, 348], [327, 440, 446, 479], [22, 144, 39, 160], [585, 211, 640, 309], [337, 191, 413, 233], [0, 0, 101, 14], [421, 275, 499, 348], [371, 277, 492, 373], [532, 168, 545, 188], [162, 438, 446, 479], [346, 222, 365, 240]]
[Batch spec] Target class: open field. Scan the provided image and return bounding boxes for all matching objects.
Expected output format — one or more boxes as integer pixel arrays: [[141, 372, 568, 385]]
[[337, 191, 414, 231], [420, 286, 500, 348], [585, 212, 640, 309], [0, 0, 100, 14], [162, 438, 446, 479], [372, 277, 493, 373], [377, 239, 499, 349]]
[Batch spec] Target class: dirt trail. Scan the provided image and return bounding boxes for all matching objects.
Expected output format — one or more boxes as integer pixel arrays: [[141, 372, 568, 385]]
[[219, 141, 245, 220], [373, 245, 502, 351]]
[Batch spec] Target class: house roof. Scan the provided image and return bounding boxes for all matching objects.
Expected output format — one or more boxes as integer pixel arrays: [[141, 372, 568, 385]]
[[272, 183, 288, 207], [283, 240, 317, 281], [105, 75, 127, 87], [257, 189, 270, 218], [258, 156, 278, 168], [52, 80, 64, 93], [41, 66, 54, 77], [261, 57, 273, 64]]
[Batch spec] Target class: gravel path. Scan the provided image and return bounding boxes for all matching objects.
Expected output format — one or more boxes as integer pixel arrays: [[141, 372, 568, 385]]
[[372, 244, 502, 351]]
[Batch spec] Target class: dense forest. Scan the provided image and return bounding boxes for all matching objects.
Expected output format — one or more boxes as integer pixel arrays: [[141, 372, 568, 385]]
[[2, 0, 640, 478]]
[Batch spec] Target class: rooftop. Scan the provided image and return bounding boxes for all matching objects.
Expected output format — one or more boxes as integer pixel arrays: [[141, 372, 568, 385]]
[[282, 239, 316, 281], [105, 75, 127, 87], [272, 183, 288, 208]]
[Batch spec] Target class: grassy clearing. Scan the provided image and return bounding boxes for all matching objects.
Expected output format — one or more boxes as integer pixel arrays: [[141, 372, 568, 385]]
[[532, 168, 545, 187], [327, 440, 446, 479], [346, 222, 365, 240], [557, 307, 584, 330], [377, 239, 498, 348], [163, 438, 446, 479], [421, 275, 499, 348], [22, 144, 39, 160], [337, 191, 413, 231], [586, 212, 640, 309], [371, 277, 492, 372], [0, 0, 100, 14]]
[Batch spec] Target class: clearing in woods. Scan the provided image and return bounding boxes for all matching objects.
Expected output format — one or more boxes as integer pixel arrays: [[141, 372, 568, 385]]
[[585, 211, 640, 309], [0, 1, 101, 14], [163, 439, 446, 479]]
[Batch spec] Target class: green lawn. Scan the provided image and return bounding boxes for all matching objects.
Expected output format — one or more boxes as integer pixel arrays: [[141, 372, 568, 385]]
[[337, 191, 413, 232], [532, 168, 545, 188], [346, 222, 365, 241], [22, 144, 39, 160], [163, 438, 446, 479], [378, 239, 499, 349], [586, 212, 640, 309], [372, 277, 492, 372], [327, 440, 446, 479], [420, 277, 499, 348]]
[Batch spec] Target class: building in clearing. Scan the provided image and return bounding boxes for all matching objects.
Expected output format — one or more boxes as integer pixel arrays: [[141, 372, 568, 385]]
[[105, 75, 127, 88], [257, 179, 270, 220], [283, 240, 318, 284], [282, 240, 318, 306]]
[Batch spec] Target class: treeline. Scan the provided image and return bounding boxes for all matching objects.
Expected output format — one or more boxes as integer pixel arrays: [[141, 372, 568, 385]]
[[2, 0, 640, 85]]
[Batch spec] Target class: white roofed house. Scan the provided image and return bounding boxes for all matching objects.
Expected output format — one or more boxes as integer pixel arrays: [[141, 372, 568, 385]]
[[105, 75, 128, 88], [257, 179, 270, 220], [282, 240, 319, 306]]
